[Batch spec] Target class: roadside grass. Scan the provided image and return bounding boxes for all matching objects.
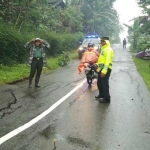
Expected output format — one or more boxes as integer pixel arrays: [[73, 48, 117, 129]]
[[133, 57, 150, 91], [69, 50, 78, 59], [94, 146, 101, 150], [0, 50, 78, 85], [43, 50, 78, 73], [0, 64, 29, 84]]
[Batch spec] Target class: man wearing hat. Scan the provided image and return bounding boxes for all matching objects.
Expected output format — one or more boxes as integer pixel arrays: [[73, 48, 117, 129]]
[[95, 37, 114, 103], [24, 38, 50, 88]]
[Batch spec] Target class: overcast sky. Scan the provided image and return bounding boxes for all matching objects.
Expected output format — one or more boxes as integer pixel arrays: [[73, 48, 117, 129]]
[[113, 0, 142, 40]]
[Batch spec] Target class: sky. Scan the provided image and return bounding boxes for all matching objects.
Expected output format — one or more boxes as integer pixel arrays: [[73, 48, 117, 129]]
[[113, 0, 142, 41]]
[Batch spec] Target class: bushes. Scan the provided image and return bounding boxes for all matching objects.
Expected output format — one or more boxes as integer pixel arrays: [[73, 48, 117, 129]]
[[0, 23, 84, 66], [33, 31, 83, 55], [0, 25, 28, 66]]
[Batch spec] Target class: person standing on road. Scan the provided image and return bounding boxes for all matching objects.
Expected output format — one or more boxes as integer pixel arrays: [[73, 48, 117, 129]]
[[24, 38, 50, 88], [95, 37, 114, 103], [123, 38, 127, 49]]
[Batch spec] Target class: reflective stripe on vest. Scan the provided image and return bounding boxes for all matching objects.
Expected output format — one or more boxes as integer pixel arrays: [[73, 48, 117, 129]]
[[98, 63, 112, 69], [83, 51, 96, 55]]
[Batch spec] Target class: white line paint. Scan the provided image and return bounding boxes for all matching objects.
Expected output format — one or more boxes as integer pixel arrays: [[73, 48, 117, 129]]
[[0, 79, 86, 145]]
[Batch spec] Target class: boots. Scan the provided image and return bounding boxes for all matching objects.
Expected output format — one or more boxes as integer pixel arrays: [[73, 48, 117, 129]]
[[35, 76, 40, 88], [29, 76, 33, 88]]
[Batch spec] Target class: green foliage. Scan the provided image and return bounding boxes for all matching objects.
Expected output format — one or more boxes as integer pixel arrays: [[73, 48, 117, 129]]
[[0, 24, 28, 65], [61, 6, 84, 33], [0, 64, 29, 84], [0, 23, 83, 66], [133, 57, 150, 91], [0, 0, 120, 37], [45, 57, 60, 71], [0, 0, 120, 66], [124, 19, 145, 51], [78, 0, 121, 39], [136, 37, 148, 52], [69, 50, 78, 59], [93, 146, 101, 150], [57, 51, 70, 66], [126, 0, 150, 51], [34, 31, 84, 56], [0, 50, 78, 84]]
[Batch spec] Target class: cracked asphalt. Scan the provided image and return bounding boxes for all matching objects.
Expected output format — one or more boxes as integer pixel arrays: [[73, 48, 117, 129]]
[[0, 44, 150, 150]]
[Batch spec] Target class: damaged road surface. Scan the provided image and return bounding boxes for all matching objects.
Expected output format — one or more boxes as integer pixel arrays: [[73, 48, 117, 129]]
[[0, 44, 150, 150]]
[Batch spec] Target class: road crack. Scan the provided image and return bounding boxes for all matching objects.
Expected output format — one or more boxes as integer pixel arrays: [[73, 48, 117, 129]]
[[0, 89, 21, 119], [144, 132, 150, 134], [45, 86, 60, 97]]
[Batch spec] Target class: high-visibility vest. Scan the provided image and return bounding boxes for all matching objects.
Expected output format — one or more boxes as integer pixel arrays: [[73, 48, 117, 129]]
[[96, 40, 114, 74]]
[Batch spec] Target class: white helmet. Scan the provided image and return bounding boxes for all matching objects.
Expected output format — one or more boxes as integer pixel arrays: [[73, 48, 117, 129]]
[[35, 38, 41, 41]]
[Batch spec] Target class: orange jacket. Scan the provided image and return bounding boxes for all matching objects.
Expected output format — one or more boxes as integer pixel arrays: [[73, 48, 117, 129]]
[[78, 47, 99, 74]]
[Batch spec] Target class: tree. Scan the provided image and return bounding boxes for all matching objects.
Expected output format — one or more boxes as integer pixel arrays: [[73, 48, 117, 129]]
[[69, 0, 121, 40], [124, 19, 141, 49], [0, 0, 121, 40], [124, 0, 150, 51]]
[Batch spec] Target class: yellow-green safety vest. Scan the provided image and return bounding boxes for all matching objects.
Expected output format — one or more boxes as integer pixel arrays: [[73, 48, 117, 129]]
[[96, 40, 114, 74]]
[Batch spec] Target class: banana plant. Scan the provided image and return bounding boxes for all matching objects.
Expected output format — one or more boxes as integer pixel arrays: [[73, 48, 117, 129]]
[[124, 19, 141, 49]]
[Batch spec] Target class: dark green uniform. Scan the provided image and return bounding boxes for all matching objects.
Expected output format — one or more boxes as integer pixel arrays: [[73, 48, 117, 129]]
[[29, 47, 43, 87]]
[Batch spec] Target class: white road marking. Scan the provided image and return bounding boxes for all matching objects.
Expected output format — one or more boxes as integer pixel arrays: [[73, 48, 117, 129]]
[[0, 79, 86, 145]]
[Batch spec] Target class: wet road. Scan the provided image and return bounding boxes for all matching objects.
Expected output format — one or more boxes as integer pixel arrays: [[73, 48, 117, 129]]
[[0, 44, 150, 150]]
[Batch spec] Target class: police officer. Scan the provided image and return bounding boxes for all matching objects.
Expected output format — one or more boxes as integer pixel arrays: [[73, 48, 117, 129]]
[[95, 37, 114, 103], [24, 38, 50, 88]]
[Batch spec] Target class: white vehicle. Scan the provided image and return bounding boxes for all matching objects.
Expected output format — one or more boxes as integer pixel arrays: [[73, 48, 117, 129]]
[[78, 35, 101, 59]]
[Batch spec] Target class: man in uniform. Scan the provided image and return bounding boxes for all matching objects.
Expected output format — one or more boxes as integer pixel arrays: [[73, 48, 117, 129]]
[[24, 38, 50, 88], [95, 37, 114, 103]]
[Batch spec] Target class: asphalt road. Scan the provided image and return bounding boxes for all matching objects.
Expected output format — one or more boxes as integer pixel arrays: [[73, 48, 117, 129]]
[[0, 44, 150, 150]]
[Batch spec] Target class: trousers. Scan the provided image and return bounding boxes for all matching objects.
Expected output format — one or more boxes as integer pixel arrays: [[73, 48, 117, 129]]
[[97, 68, 111, 100], [123, 43, 126, 49], [29, 58, 43, 85]]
